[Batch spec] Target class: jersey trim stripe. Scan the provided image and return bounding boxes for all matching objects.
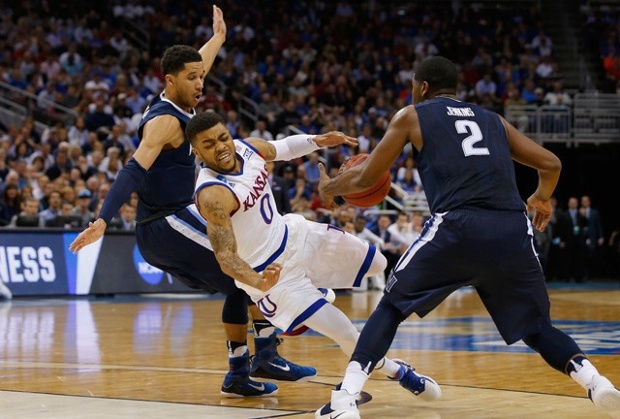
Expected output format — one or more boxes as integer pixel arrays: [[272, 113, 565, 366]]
[[253, 225, 288, 272], [285, 298, 329, 334], [353, 245, 377, 287], [394, 212, 445, 273], [165, 213, 213, 250]]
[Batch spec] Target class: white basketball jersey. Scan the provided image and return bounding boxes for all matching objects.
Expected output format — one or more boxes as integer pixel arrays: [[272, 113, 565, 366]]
[[194, 139, 287, 270]]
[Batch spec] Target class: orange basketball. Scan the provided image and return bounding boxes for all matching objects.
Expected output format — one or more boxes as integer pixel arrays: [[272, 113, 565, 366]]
[[338, 154, 392, 208]]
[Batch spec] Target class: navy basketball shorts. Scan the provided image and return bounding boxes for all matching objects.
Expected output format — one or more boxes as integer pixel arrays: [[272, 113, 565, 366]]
[[384, 207, 551, 344]]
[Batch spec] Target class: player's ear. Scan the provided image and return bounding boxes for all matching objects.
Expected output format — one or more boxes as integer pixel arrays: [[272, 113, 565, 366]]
[[421, 81, 430, 98]]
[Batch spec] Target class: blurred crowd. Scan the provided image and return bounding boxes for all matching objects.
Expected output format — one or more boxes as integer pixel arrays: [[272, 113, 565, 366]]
[[0, 1, 618, 278]]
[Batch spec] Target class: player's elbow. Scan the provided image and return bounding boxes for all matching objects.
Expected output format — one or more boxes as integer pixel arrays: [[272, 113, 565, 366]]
[[543, 154, 562, 173]]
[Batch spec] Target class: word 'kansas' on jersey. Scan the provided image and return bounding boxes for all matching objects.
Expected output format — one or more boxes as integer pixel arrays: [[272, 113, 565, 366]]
[[414, 97, 526, 214], [194, 139, 287, 269]]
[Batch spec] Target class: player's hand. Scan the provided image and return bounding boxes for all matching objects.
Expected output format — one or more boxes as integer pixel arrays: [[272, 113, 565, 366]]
[[526, 194, 552, 232], [68, 218, 107, 254], [212, 5, 226, 40], [259, 263, 282, 292], [313, 131, 358, 148], [318, 163, 338, 210]]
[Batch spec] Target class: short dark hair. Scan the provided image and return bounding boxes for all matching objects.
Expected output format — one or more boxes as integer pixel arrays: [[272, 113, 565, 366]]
[[161, 45, 202, 76], [414, 56, 458, 96], [185, 112, 225, 145]]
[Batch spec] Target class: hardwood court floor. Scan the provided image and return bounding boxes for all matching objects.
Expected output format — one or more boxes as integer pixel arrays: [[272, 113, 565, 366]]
[[0, 282, 619, 418]]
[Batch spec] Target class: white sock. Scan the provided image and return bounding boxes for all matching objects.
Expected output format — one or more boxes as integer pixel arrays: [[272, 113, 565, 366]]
[[568, 358, 599, 389], [229, 345, 248, 358], [341, 361, 370, 395], [375, 357, 402, 378]]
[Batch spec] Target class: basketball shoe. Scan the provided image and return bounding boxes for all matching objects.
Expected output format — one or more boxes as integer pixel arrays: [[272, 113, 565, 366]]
[[390, 359, 442, 401], [250, 335, 317, 382], [221, 349, 278, 397], [315, 384, 360, 419], [588, 375, 620, 412]]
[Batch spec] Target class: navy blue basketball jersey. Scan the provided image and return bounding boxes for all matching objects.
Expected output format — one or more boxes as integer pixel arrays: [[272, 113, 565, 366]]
[[415, 97, 526, 213], [136, 93, 196, 220]]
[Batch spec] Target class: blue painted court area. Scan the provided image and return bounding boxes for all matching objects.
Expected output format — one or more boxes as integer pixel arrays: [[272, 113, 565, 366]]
[[382, 317, 620, 355]]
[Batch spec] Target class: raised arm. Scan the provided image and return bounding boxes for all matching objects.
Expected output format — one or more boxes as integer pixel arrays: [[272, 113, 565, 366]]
[[198, 5, 226, 76], [195, 184, 278, 292]]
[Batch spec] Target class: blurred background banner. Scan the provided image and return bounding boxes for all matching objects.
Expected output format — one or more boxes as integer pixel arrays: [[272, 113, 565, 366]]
[[0, 230, 192, 296]]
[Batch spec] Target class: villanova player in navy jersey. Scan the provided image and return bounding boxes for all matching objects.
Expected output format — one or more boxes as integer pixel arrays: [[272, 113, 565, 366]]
[[316, 56, 620, 418], [69, 6, 316, 398]]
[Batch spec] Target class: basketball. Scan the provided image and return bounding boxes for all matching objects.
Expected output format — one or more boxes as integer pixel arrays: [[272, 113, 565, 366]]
[[338, 154, 392, 207]]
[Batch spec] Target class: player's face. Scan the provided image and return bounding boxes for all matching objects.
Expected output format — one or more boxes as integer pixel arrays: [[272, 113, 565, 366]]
[[169, 62, 205, 110], [192, 123, 238, 173]]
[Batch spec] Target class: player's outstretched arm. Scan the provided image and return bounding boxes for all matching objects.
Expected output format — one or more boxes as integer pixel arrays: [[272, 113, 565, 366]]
[[196, 184, 278, 292], [247, 131, 357, 161]]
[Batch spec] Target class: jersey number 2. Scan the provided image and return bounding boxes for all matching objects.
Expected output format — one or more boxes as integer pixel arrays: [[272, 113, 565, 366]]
[[455, 120, 489, 156]]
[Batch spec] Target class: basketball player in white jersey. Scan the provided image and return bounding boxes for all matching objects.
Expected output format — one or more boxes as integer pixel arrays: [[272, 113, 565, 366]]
[[186, 111, 442, 401]]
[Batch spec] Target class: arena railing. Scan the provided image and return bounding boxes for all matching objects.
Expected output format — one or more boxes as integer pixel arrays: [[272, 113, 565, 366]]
[[505, 95, 620, 146]]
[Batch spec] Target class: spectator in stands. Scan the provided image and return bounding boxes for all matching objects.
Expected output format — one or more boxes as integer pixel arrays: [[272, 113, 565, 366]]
[[352, 214, 386, 291], [289, 176, 313, 208], [502, 82, 527, 107], [85, 97, 116, 133], [109, 203, 137, 231], [59, 43, 83, 76], [7, 196, 44, 228], [249, 119, 274, 141], [0, 148, 8, 182], [45, 148, 72, 181], [545, 196, 568, 281], [1, 170, 19, 196], [89, 181, 110, 213], [98, 146, 123, 181], [387, 211, 416, 254], [274, 99, 302, 133], [59, 185, 77, 206], [565, 196, 588, 282], [225, 110, 241, 139], [1, 182, 22, 224], [581, 195, 605, 279], [103, 125, 131, 155], [67, 116, 89, 147], [475, 72, 497, 98], [535, 55, 555, 80], [39, 190, 61, 224], [257, 91, 282, 130], [369, 214, 399, 278], [28, 142, 55, 171], [531, 30, 554, 57], [521, 78, 538, 104], [302, 151, 321, 187], [543, 81, 572, 106]]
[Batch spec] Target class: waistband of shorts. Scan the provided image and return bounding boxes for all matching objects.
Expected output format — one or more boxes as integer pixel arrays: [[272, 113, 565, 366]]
[[136, 209, 179, 226]]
